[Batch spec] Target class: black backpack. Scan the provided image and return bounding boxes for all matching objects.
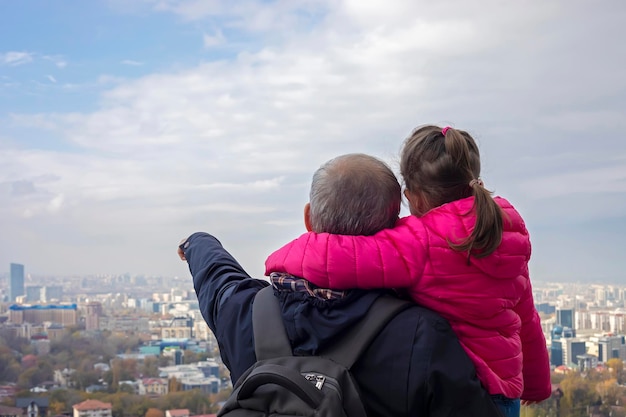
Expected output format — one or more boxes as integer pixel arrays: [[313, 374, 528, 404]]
[[218, 286, 411, 416]]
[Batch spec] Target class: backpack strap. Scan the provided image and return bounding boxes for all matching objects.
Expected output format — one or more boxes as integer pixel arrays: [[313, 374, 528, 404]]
[[253, 286, 412, 368], [253, 286, 293, 360], [320, 294, 412, 369]]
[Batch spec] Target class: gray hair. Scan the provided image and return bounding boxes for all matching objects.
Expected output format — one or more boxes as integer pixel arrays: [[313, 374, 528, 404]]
[[309, 153, 401, 236]]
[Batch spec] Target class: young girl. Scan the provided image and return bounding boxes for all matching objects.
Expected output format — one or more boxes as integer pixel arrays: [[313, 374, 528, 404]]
[[265, 125, 551, 417]]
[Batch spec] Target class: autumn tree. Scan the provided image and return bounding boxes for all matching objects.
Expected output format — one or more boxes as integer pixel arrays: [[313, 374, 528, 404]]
[[158, 355, 171, 367], [0, 331, 30, 353], [101, 391, 150, 417], [16, 358, 53, 389], [182, 350, 208, 365], [0, 345, 20, 383], [109, 335, 141, 354], [168, 377, 181, 393], [108, 358, 139, 389], [607, 358, 625, 384], [560, 372, 599, 417], [139, 356, 160, 378], [596, 378, 622, 414], [156, 390, 212, 415], [48, 399, 67, 416], [49, 388, 84, 415]]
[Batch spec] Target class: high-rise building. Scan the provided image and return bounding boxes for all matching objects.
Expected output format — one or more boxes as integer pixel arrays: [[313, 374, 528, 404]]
[[561, 338, 586, 367], [550, 325, 564, 366], [598, 335, 624, 362], [42, 285, 63, 302], [550, 325, 577, 367], [9, 263, 25, 302], [556, 307, 575, 329], [26, 286, 42, 303], [85, 302, 103, 331]]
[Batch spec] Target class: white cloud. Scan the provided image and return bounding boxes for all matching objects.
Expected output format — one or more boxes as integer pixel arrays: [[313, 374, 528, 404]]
[[48, 194, 64, 212], [2, 0, 626, 279], [121, 59, 144, 66], [97, 74, 127, 85], [42, 54, 68, 68], [47, 75, 57, 83], [1, 51, 34, 66], [520, 164, 626, 200], [203, 30, 226, 47], [145, 0, 332, 34]]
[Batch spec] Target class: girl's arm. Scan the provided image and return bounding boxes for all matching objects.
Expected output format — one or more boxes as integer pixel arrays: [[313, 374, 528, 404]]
[[514, 265, 552, 402], [265, 216, 428, 289]]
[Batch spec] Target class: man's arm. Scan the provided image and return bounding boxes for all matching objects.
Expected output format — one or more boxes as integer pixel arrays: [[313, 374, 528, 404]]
[[358, 305, 502, 417], [180, 232, 268, 379], [423, 312, 503, 417]]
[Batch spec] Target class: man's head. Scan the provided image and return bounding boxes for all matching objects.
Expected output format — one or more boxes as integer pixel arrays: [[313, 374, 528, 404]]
[[305, 153, 401, 236]]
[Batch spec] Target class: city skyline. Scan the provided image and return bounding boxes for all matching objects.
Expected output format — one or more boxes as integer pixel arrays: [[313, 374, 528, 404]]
[[1, 1, 626, 281]]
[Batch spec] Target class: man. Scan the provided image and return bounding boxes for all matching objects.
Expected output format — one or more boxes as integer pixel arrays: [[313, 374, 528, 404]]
[[178, 153, 501, 416]]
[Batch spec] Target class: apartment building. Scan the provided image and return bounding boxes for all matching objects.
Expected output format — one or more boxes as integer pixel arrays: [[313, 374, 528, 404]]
[[72, 400, 112, 417]]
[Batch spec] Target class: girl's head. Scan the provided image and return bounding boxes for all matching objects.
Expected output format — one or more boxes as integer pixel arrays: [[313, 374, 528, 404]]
[[400, 125, 503, 258]]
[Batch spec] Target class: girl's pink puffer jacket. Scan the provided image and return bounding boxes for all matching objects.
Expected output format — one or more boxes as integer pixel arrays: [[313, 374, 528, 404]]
[[266, 196, 551, 401]]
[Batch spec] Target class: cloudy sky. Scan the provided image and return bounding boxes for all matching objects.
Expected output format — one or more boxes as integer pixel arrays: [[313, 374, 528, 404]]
[[1, 1, 625, 284]]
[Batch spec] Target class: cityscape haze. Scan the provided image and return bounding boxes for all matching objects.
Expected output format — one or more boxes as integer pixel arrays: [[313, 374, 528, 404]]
[[2, 260, 626, 415]]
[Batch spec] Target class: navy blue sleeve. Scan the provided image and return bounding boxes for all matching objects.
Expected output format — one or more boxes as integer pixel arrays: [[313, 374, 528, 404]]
[[423, 316, 503, 417], [182, 232, 269, 380]]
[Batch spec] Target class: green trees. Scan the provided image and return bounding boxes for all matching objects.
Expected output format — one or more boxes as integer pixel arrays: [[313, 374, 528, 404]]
[[181, 350, 208, 365], [0, 330, 30, 353], [154, 390, 214, 415], [560, 373, 598, 416], [0, 345, 21, 383], [0, 328, 145, 388], [44, 388, 219, 417], [49, 388, 85, 415], [109, 358, 139, 389], [519, 369, 626, 417], [139, 356, 160, 378]]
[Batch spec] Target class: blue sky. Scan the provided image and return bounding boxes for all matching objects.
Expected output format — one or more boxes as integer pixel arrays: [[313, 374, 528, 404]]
[[0, 2, 238, 115], [1, 0, 625, 283]]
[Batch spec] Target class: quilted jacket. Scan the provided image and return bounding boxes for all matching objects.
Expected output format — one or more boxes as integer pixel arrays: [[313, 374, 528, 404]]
[[265, 196, 551, 401]]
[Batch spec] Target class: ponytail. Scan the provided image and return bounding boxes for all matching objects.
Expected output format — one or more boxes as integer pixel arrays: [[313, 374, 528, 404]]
[[448, 181, 504, 258], [442, 127, 504, 258], [401, 125, 504, 259]]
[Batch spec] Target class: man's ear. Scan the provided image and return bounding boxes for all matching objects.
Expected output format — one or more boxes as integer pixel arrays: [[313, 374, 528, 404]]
[[304, 203, 313, 232]]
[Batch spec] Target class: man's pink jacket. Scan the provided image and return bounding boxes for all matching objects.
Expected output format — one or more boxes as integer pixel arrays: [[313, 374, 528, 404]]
[[266, 196, 551, 401]]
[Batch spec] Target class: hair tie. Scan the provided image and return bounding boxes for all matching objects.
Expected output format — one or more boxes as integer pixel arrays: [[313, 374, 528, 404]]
[[469, 179, 483, 188], [442, 126, 451, 136]]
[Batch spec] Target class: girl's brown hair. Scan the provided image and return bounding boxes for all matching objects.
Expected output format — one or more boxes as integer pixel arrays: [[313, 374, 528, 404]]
[[400, 125, 504, 258]]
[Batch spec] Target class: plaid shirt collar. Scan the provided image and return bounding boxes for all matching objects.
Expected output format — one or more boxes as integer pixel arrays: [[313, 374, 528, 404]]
[[270, 272, 347, 300]]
